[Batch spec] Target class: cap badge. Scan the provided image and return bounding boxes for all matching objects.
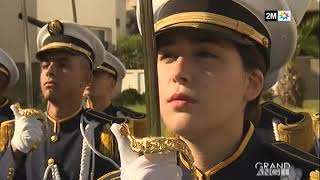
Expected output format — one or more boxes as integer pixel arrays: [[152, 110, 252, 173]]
[[47, 20, 64, 36]]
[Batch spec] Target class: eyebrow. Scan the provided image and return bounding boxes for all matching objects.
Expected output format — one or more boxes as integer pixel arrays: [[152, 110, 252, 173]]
[[157, 33, 221, 48], [190, 35, 221, 44]]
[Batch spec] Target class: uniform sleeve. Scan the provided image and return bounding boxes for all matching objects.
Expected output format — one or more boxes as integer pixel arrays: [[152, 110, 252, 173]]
[[0, 145, 26, 180]]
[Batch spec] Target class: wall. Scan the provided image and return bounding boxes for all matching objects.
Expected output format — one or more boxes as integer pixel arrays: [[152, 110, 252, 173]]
[[122, 69, 145, 93]]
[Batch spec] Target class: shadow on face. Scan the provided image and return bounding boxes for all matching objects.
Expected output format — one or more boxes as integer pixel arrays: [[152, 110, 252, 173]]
[[39, 51, 92, 102]]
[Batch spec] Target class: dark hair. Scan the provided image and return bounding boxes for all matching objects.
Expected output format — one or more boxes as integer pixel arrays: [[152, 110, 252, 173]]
[[234, 43, 268, 126]]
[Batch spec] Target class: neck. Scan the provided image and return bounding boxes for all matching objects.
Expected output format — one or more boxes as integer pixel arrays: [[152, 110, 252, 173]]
[[181, 118, 244, 172], [47, 98, 82, 121], [89, 96, 111, 111]]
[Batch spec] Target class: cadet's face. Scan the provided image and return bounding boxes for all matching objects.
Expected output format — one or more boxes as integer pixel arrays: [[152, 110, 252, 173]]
[[84, 70, 115, 99], [40, 53, 90, 102], [157, 30, 250, 139]]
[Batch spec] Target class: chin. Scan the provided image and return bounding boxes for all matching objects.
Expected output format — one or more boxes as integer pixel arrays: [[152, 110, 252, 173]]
[[43, 90, 58, 102], [163, 112, 195, 136]]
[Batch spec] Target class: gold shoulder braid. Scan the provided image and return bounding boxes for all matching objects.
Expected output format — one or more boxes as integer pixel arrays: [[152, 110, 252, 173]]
[[119, 123, 197, 179], [100, 123, 120, 162], [0, 120, 14, 153], [312, 113, 319, 140]]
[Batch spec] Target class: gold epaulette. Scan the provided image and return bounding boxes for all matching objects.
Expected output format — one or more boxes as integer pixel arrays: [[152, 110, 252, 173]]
[[0, 120, 15, 153], [100, 124, 120, 161], [274, 112, 315, 152], [312, 113, 319, 139], [310, 170, 319, 180]]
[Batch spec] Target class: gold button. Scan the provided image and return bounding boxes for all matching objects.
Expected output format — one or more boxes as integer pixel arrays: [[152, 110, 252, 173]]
[[51, 135, 58, 142], [8, 168, 14, 172], [262, 37, 269, 48], [48, 158, 55, 165]]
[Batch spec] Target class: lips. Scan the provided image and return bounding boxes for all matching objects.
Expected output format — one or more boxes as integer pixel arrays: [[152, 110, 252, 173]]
[[44, 80, 57, 87], [168, 93, 196, 103], [167, 93, 197, 109]]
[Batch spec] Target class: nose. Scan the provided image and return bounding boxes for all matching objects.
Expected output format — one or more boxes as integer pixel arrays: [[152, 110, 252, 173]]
[[171, 56, 192, 84], [46, 62, 57, 77]]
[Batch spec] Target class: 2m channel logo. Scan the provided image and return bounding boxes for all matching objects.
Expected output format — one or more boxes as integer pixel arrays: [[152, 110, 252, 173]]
[[265, 10, 291, 21]]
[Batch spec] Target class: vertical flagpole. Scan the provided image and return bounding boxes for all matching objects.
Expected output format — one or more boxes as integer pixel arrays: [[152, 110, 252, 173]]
[[71, 0, 78, 23], [20, 0, 33, 108], [139, 0, 161, 136]]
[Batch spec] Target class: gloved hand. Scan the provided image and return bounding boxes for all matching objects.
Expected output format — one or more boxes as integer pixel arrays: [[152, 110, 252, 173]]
[[110, 123, 183, 180], [10, 105, 44, 153]]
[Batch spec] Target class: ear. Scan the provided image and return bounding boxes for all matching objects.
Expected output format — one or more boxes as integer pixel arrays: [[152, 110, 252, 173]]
[[244, 69, 264, 101]]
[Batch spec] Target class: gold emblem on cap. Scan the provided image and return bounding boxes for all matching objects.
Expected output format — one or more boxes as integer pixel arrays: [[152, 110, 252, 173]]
[[47, 20, 64, 35]]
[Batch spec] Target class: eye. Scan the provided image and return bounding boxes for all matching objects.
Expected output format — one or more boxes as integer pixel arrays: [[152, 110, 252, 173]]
[[195, 51, 218, 59], [41, 61, 50, 69], [158, 52, 177, 63], [58, 61, 68, 69]]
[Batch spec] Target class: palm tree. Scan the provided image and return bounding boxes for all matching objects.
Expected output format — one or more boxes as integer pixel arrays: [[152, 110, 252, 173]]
[[277, 16, 319, 107]]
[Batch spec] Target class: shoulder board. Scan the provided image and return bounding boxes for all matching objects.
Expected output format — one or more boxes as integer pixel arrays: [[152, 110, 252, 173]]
[[0, 120, 15, 153], [84, 108, 126, 125], [261, 101, 315, 152], [269, 142, 320, 169], [116, 106, 146, 120], [261, 101, 305, 125]]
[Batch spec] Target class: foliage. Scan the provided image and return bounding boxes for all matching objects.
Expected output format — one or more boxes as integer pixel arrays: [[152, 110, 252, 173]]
[[114, 35, 144, 69], [112, 88, 145, 106], [277, 16, 319, 107], [294, 16, 319, 61]]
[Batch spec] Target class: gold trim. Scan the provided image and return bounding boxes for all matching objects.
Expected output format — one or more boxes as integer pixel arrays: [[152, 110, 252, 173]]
[[312, 113, 319, 139], [47, 106, 82, 135], [0, 67, 9, 77], [179, 122, 254, 178], [97, 66, 116, 76], [0, 98, 9, 109], [309, 170, 319, 180], [275, 112, 315, 152], [14, 103, 45, 119], [39, 42, 94, 66], [47, 106, 82, 123], [97, 170, 121, 180], [0, 120, 14, 153], [118, 123, 197, 178], [155, 12, 269, 48]]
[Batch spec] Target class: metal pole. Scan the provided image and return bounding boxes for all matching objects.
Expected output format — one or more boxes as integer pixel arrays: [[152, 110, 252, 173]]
[[20, 0, 33, 108], [71, 0, 78, 23], [139, 0, 161, 136]]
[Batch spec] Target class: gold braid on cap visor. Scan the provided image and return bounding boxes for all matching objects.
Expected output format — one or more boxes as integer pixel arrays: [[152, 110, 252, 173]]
[[155, 12, 270, 48], [96, 66, 117, 76], [39, 42, 94, 66], [0, 67, 9, 77]]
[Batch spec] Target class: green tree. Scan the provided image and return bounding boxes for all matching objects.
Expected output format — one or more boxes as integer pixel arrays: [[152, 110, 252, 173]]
[[277, 16, 319, 107], [115, 35, 144, 69]]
